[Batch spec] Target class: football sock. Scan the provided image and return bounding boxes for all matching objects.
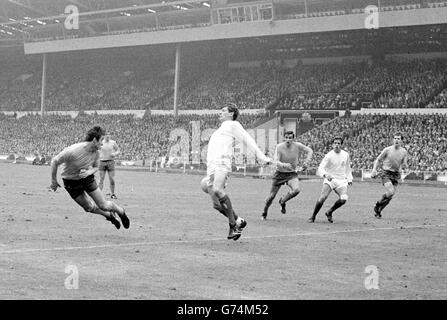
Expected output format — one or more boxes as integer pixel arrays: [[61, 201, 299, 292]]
[[311, 200, 324, 218], [377, 194, 392, 211], [328, 199, 346, 214], [213, 200, 227, 217], [110, 180, 115, 195], [109, 202, 125, 216], [281, 190, 300, 203], [90, 206, 112, 219], [212, 198, 238, 220], [219, 195, 236, 226], [263, 196, 274, 215]]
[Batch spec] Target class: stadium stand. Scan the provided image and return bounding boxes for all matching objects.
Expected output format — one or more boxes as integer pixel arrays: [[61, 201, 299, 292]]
[[1, 58, 446, 111], [0, 112, 265, 162], [0, 112, 446, 173], [299, 113, 447, 172]]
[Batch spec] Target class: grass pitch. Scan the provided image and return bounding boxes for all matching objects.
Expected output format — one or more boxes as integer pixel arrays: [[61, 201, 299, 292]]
[[0, 163, 446, 299]]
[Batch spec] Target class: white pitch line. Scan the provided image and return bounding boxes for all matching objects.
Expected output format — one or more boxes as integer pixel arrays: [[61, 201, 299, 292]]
[[0, 223, 445, 255]]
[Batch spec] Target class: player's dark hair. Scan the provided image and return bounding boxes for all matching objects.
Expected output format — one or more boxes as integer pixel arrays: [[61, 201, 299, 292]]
[[332, 137, 343, 144], [393, 132, 403, 139], [85, 126, 105, 142], [226, 103, 239, 121], [284, 131, 295, 138]]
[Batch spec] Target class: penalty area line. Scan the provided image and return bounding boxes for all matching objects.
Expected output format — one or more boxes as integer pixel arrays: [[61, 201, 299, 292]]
[[0, 223, 445, 255]]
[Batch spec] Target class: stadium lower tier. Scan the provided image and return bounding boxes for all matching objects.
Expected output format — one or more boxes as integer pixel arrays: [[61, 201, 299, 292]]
[[0, 113, 445, 173]]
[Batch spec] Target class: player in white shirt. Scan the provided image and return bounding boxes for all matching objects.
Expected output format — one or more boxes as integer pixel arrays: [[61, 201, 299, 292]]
[[98, 134, 121, 199], [201, 103, 272, 240], [308, 137, 353, 223]]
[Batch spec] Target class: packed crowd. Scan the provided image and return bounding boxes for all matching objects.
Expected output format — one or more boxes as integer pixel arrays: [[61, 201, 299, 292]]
[[1, 112, 446, 172], [299, 113, 447, 172], [427, 88, 447, 108], [361, 60, 447, 109], [0, 112, 265, 161], [278, 0, 442, 19], [2, 58, 446, 112]]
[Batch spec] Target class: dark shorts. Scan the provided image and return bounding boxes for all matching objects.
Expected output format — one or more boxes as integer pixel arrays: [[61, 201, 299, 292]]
[[272, 171, 298, 187], [99, 160, 115, 172], [380, 170, 400, 186], [63, 175, 98, 200]]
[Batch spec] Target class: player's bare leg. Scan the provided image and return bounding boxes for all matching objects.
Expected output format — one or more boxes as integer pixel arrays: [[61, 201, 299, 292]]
[[374, 182, 396, 218], [279, 179, 301, 214], [73, 192, 121, 229], [325, 186, 348, 223], [309, 184, 332, 222], [263, 185, 281, 220], [98, 169, 106, 191], [201, 176, 246, 232], [109, 170, 117, 198], [211, 170, 241, 240], [88, 188, 130, 229]]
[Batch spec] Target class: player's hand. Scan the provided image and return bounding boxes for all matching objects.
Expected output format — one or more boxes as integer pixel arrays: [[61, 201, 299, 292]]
[[283, 163, 293, 171], [348, 181, 353, 186], [50, 180, 61, 191], [324, 174, 333, 181], [264, 157, 273, 165], [371, 170, 378, 178], [79, 168, 90, 179]]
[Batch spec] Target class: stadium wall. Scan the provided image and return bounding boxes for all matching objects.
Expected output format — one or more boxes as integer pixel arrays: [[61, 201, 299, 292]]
[[229, 55, 371, 68], [386, 51, 447, 60], [356, 108, 447, 115], [1, 109, 265, 119], [228, 52, 447, 69]]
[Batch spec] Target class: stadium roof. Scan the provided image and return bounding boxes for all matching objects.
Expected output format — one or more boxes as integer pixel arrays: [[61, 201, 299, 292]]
[[0, 0, 340, 43], [0, 0, 214, 43], [1, 0, 445, 57]]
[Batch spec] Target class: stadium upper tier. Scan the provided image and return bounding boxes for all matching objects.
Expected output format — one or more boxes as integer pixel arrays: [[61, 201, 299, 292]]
[[1, 58, 446, 111], [4, 0, 444, 43], [0, 112, 445, 172]]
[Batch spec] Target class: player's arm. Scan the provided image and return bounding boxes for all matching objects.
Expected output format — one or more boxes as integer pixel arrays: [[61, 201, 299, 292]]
[[80, 153, 99, 178], [399, 149, 409, 180], [346, 154, 354, 185], [317, 154, 332, 180], [274, 146, 293, 170], [232, 122, 271, 164], [371, 148, 387, 177], [297, 143, 313, 170], [50, 150, 66, 191]]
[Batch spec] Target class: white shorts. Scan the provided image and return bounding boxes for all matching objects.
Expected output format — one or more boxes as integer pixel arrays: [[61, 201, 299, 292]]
[[201, 174, 229, 192], [206, 160, 231, 177], [323, 178, 348, 190]]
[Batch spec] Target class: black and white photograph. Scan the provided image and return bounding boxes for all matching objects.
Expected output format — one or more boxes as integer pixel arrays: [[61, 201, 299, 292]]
[[0, 0, 446, 305]]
